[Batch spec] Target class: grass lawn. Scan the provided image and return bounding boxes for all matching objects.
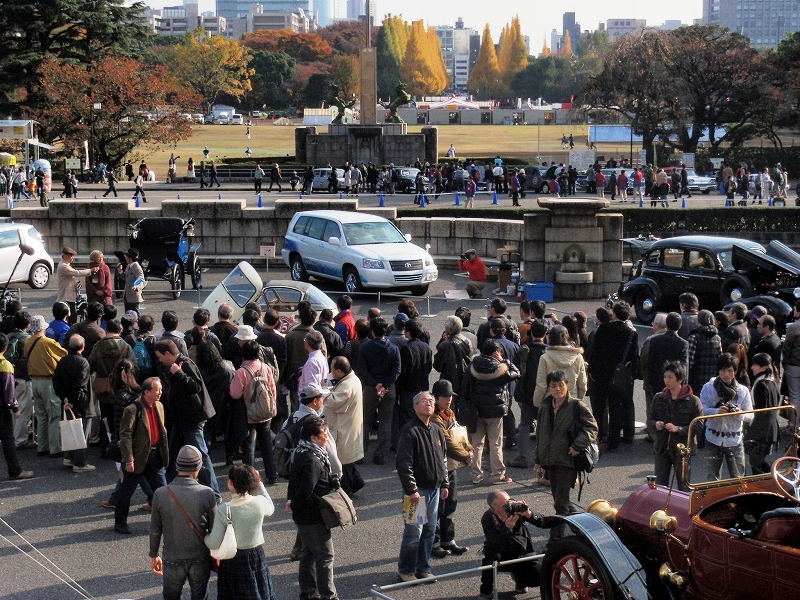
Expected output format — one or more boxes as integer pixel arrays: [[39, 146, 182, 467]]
[[140, 123, 610, 172]]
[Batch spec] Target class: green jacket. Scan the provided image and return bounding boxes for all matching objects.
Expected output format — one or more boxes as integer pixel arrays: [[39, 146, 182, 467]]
[[535, 396, 597, 469]]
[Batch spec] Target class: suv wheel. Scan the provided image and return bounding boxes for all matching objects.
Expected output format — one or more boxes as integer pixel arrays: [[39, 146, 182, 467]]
[[290, 255, 309, 282], [344, 267, 363, 293]]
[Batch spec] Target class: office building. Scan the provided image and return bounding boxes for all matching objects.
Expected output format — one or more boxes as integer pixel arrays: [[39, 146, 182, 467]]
[[345, 0, 375, 20], [562, 12, 581, 51], [702, 0, 800, 48], [434, 18, 479, 90], [605, 18, 646, 41], [147, 1, 227, 36]]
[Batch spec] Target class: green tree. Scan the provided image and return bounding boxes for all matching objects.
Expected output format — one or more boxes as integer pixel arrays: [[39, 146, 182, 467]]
[[377, 15, 409, 99], [246, 50, 296, 110], [31, 53, 194, 168], [0, 0, 151, 116], [330, 55, 359, 97], [511, 55, 580, 103], [304, 73, 332, 108], [467, 25, 504, 99], [769, 31, 800, 128], [160, 29, 254, 113]]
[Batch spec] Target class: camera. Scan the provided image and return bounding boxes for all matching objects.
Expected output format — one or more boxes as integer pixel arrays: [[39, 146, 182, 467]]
[[503, 500, 528, 515], [460, 253, 467, 260]]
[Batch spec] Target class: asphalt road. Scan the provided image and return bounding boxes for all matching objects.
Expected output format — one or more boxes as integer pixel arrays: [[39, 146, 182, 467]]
[[17, 179, 796, 210], [1, 267, 660, 600]]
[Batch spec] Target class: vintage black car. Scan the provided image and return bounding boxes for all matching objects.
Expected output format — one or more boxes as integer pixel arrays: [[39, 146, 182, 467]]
[[114, 217, 201, 300], [619, 235, 800, 328]]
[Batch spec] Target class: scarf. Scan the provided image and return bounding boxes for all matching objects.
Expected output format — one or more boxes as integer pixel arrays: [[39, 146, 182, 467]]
[[713, 376, 738, 406], [298, 439, 331, 474]]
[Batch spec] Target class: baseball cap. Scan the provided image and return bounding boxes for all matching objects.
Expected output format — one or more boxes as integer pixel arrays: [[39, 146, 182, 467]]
[[300, 382, 326, 400], [747, 305, 767, 320]]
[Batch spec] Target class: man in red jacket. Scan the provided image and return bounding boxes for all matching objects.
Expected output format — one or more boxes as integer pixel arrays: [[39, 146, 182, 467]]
[[458, 250, 487, 298]]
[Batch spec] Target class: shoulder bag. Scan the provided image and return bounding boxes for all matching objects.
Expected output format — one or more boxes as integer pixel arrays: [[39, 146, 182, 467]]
[[609, 330, 636, 401], [317, 487, 357, 530], [167, 487, 227, 570], [208, 503, 237, 560]]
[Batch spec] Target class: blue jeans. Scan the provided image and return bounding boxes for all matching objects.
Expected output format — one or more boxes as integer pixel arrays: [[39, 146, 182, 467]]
[[167, 420, 220, 500], [162, 556, 211, 600], [398, 487, 440, 575], [707, 440, 745, 481], [243, 420, 278, 481]]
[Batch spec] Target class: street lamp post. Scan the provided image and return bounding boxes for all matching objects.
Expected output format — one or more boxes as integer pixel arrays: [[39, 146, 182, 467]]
[[90, 102, 101, 172]]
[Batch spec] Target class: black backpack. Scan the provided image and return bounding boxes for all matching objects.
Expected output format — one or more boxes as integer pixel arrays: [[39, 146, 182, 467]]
[[273, 415, 309, 479]]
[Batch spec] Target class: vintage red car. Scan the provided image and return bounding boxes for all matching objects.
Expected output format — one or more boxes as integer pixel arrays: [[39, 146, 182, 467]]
[[536, 406, 800, 600]]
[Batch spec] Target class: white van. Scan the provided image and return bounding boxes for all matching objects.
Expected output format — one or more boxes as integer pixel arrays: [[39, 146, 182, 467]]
[[230, 114, 244, 125]]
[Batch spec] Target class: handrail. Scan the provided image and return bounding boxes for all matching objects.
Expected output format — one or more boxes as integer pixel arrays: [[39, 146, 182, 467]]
[[368, 552, 543, 600]]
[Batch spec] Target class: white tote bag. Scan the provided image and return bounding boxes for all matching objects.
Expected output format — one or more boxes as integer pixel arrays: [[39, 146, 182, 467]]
[[60, 409, 87, 452], [209, 503, 238, 560]]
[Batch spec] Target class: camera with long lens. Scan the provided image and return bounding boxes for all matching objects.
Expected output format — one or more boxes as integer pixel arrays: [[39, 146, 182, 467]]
[[503, 500, 528, 515]]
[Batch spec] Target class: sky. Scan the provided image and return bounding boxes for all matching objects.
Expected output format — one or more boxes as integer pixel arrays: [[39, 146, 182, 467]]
[[140, 0, 705, 50]]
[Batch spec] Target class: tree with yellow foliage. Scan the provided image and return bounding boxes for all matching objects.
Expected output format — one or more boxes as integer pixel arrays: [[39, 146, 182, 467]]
[[160, 29, 254, 113], [541, 37, 551, 57], [399, 20, 449, 96], [467, 25, 504, 99], [498, 16, 528, 80], [558, 30, 573, 56], [377, 15, 410, 98]]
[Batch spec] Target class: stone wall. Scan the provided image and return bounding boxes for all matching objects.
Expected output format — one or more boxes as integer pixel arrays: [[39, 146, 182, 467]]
[[12, 199, 629, 299], [296, 124, 437, 167]]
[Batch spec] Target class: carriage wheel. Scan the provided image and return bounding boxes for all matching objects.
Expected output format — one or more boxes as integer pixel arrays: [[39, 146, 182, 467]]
[[171, 263, 184, 299]]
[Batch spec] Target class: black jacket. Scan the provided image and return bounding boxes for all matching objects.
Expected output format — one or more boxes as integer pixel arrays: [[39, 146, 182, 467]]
[[747, 374, 781, 444], [648, 386, 703, 457], [646, 331, 689, 394], [52, 353, 90, 417], [588, 321, 638, 383], [314, 321, 343, 360], [433, 334, 472, 397], [166, 356, 215, 428], [751, 333, 782, 376], [481, 508, 535, 561], [398, 338, 433, 397], [514, 341, 547, 405], [257, 327, 288, 382], [288, 442, 334, 526], [395, 416, 449, 495], [462, 354, 519, 419]]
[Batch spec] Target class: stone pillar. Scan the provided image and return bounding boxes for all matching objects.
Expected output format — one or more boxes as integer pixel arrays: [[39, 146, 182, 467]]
[[359, 48, 377, 125], [421, 126, 438, 165], [524, 198, 616, 300], [294, 127, 316, 163]]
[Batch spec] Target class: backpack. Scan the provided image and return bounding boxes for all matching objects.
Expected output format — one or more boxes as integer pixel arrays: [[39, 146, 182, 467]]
[[133, 338, 153, 377], [6, 331, 31, 380], [273, 415, 308, 479], [243, 361, 277, 422]]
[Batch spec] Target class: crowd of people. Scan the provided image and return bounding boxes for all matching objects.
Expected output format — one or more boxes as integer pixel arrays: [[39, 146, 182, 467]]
[[1, 243, 796, 599]]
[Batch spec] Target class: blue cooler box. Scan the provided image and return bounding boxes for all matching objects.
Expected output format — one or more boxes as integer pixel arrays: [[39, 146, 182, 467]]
[[525, 282, 554, 303]]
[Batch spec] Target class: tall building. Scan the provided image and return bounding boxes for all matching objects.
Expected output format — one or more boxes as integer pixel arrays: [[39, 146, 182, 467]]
[[702, 0, 800, 48], [562, 12, 581, 49], [345, 0, 375, 20], [605, 18, 646, 41], [434, 18, 479, 90]]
